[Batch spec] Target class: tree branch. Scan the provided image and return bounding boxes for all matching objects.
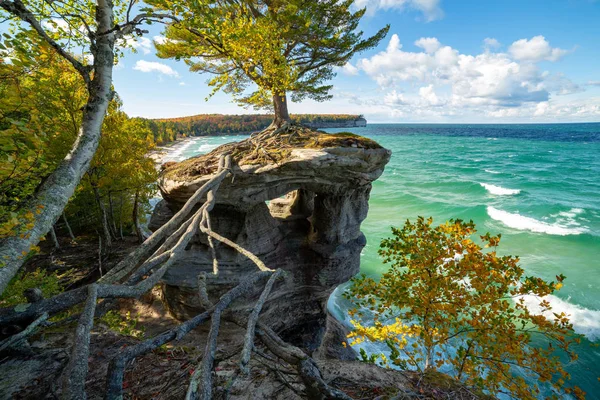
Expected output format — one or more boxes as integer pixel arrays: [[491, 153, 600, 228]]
[[0, 0, 91, 83]]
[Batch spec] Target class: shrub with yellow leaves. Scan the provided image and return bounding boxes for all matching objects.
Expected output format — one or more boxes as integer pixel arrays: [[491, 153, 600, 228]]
[[346, 217, 585, 400]]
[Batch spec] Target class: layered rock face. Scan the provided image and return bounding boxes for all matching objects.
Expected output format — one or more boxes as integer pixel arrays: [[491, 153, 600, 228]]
[[150, 141, 390, 351]]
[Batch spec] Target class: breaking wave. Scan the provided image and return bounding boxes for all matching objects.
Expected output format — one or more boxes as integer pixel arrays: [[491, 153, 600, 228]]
[[480, 183, 521, 195], [487, 206, 588, 235]]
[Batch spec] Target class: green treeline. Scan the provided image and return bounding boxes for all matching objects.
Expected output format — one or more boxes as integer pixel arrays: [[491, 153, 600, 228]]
[[145, 114, 364, 144]]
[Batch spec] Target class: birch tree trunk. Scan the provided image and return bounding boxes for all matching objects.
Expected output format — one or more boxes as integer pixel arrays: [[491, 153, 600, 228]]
[[0, 0, 116, 295], [132, 191, 144, 244]]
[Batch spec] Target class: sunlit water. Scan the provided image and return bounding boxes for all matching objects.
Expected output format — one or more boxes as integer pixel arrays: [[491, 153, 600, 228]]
[[160, 124, 600, 397]]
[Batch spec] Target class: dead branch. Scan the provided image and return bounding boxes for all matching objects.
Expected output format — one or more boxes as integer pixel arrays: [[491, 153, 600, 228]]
[[60, 284, 98, 400], [0, 312, 48, 352], [256, 324, 353, 400], [240, 269, 283, 375], [99, 154, 232, 284]]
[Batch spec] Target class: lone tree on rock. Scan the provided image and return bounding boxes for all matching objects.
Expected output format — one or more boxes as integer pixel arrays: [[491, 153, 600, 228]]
[[151, 0, 389, 128]]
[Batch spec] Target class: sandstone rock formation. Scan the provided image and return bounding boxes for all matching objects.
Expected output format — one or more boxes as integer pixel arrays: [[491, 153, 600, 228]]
[[150, 131, 391, 354]]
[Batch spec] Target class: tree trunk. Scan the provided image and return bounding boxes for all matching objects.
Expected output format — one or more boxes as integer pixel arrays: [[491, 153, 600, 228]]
[[118, 193, 124, 240], [62, 213, 75, 241], [132, 191, 144, 243], [49, 227, 60, 249], [0, 0, 116, 295], [272, 92, 291, 128], [107, 191, 118, 240], [93, 184, 112, 249]]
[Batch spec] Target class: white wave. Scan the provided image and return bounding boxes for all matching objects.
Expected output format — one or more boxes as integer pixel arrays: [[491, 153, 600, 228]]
[[480, 183, 521, 196], [557, 208, 584, 218], [487, 206, 588, 235], [519, 294, 600, 340], [197, 144, 218, 153], [162, 139, 195, 162], [484, 169, 501, 174]]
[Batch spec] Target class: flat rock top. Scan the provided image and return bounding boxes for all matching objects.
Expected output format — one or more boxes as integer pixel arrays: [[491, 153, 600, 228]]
[[158, 126, 391, 205]]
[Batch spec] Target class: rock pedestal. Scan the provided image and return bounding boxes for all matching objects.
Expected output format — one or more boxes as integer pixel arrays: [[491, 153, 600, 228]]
[[150, 143, 391, 351]]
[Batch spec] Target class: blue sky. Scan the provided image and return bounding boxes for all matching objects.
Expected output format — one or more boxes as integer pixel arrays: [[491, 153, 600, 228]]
[[112, 0, 600, 122]]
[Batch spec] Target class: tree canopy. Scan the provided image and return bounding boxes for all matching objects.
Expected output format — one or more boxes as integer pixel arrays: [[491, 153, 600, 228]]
[[150, 0, 389, 126], [346, 217, 585, 400]]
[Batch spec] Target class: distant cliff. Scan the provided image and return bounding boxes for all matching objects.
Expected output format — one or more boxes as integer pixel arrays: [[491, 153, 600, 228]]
[[303, 117, 367, 129], [139, 114, 366, 144]]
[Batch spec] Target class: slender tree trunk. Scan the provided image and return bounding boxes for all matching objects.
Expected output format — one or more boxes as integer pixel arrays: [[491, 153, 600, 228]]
[[107, 191, 118, 240], [272, 92, 291, 128], [93, 185, 112, 249], [118, 193, 124, 240], [98, 236, 103, 277], [0, 0, 116, 295], [49, 227, 60, 249], [132, 191, 144, 243], [62, 213, 75, 241]]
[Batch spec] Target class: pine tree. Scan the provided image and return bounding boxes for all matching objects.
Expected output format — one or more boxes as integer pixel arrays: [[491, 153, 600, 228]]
[[151, 0, 389, 127]]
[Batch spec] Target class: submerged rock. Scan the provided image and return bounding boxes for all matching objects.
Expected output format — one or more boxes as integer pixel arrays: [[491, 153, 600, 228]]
[[150, 128, 391, 354]]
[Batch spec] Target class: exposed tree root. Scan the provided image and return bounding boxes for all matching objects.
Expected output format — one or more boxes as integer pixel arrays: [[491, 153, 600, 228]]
[[60, 284, 98, 400], [240, 269, 283, 375], [0, 312, 48, 352]]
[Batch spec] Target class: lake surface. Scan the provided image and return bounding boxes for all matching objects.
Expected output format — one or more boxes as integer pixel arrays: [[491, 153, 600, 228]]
[[162, 123, 600, 397]]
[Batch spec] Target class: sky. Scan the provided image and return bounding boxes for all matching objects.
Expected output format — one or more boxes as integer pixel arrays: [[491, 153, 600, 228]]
[[111, 0, 600, 123]]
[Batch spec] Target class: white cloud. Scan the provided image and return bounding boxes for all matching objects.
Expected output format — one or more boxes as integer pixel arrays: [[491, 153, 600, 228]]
[[354, 0, 443, 21], [508, 36, 568, 62], [122, 36, 152, 54], [341, 62, 359, 76], [384, 90, 408, 106], [153, 35, 167, 45], [133, 60, 179, 77], [357, 34, 580, 109], [415, 37, 441, 54], [345, 33, 593, 121], [483, 38, 501, 50], [179, 82, 186, 86], [419, 84, 443, 105]]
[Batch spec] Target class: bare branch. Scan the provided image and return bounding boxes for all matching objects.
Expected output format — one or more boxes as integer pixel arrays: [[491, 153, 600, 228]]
[[240, 269, 283, 375], [0, 312, 48, 352], [60, 284, 98, 400]]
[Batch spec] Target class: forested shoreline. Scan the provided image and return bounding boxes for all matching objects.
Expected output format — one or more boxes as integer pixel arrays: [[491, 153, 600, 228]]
[[144, 113, 365, 144]]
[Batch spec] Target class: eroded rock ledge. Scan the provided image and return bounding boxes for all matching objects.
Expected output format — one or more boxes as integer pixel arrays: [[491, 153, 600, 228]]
[[150, 129, 391, 353]]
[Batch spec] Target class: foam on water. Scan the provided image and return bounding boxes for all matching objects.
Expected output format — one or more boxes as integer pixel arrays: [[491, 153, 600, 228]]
[[519, 293, 600, 340], [484, 169, 501, 174], [487, 206, 588, 235], [480, 183, 521, 195], [162, 138, 198, 162], [197, 143, 218, 153]]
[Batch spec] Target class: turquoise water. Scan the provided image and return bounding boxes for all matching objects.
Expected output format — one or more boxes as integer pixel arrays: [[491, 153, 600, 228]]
[[164, 124, 600, 398]]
